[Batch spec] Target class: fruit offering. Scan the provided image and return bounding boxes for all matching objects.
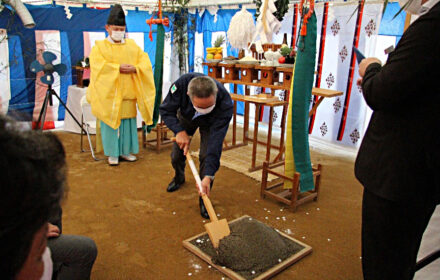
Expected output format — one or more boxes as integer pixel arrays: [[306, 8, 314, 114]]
[[279, 46, 296, 64], [206, 35, 225, 60]]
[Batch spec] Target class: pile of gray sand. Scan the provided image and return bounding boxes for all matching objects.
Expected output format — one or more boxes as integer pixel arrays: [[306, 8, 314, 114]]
[[190, 217, 304, 279]]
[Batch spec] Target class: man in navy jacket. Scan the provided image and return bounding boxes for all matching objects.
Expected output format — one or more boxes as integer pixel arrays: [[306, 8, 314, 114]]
[[159, 73, 233, 218]]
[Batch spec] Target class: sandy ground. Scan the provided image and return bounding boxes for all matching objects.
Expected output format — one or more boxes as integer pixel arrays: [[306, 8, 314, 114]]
[[56, 129, 363, 280]]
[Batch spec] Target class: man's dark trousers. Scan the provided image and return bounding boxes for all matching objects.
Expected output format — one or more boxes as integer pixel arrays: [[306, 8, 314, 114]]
[[171, 113, 211, 186], [362, 189, 437, 280]]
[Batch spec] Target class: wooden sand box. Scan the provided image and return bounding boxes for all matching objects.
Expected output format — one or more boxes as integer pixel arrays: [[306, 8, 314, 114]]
[[183, 215, 312, 280]]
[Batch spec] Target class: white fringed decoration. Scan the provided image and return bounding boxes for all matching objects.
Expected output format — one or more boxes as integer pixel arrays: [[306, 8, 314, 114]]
[[254, 0, 281, 44], [227, 6, 256, 49]]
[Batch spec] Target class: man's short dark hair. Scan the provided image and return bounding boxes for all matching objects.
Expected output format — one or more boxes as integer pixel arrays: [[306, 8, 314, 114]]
[[188, 76, 218, 99], [0, 116, 66, 279]]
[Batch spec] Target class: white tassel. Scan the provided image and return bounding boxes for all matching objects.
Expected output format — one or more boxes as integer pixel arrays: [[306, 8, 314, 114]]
[[227, 6, 256, 50]]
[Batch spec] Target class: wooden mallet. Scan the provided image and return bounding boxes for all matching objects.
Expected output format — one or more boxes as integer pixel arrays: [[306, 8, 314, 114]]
[[171, 137, 231, 248]]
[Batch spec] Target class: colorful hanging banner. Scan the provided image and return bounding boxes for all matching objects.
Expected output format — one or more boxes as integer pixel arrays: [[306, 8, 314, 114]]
[[284, 11, 317, 192], [146, 24, 165, 133]]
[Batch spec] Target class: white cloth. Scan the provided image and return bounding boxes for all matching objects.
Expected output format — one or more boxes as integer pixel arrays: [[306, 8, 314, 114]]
[[0, 28, 11, 114], [63, 85, 142, 133], [64, 85, 95, 134], [310, 3, 382, 147], [40, 247, 53, 280]]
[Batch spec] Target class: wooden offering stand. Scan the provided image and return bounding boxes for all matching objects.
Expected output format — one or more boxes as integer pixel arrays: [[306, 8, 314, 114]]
[[142, 120, 173, 152], [222, 63, 239, 80], [276, 66, 294, 88], [202, 60, 342, 210], [202, 61, 343, 173], [235, 64, 258, 83], [205, 61, 222, 79], [255, 65, 277, 86], [261, 161, 322, 212]]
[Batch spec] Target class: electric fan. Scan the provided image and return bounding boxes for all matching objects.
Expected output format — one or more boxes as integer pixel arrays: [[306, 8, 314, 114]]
[[30, 51, 67, 85], [30, 51, 84, 132]]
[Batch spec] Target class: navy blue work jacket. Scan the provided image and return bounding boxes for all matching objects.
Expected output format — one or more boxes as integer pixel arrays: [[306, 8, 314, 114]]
[[159, 73, 233, 177]]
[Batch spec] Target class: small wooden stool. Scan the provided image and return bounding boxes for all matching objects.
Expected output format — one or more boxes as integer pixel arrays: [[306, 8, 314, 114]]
[[142, 121, 173, 153], [260, 161, 322, 212]]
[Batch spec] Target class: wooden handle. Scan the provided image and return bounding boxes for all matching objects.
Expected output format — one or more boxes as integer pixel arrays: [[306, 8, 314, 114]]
[[185, 153, 218, 222], [186, 153, 203, 193], [202, 194, 218, 222], [171, 138, 218, 219]]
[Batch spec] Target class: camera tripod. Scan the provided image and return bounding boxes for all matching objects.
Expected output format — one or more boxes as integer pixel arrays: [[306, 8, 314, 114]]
[[35, 84, 86, 134]]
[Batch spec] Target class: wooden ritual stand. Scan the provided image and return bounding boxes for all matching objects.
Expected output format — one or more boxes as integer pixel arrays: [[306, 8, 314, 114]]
[[235, 64, 258, 83], [261, 161, 322, 212], [276, 66, 294, 88], [203, 62, 343, 174], [249, 43, 282, 60], [222, 63, 239, 80], [228, 93, 288, 172], [142, 120, 173, 152], [205, 62, 222, 79], [255, 65, 276, 86]]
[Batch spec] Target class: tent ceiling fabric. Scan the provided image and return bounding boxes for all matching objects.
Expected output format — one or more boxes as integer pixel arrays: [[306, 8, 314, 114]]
[[21, 0, 256, 8], [20, 0, 387, 9]]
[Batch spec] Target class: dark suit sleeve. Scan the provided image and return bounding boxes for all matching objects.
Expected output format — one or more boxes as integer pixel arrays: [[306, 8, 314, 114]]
[[203, 90, 233, 177], [361, 16, 439, 112], [159, 82, 185, 134]]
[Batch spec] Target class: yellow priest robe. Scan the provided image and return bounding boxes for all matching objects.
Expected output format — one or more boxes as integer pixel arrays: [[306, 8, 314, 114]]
[[87, 38, 155, 130]]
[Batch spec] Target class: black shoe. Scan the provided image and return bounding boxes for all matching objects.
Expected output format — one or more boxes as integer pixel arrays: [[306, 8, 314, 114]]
[[199, 197, 210, 219], [167, 178, 184, 192]]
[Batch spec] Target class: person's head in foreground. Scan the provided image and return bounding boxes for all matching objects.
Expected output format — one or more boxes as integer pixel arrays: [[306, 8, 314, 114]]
[[0, 115, 66, 280], [187, 76, 218, 115]]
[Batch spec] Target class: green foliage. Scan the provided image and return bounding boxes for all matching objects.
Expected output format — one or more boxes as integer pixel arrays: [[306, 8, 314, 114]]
[[165, 0, 193, 74], [280, 46, 293, 56], [213, 35, 225, 48], [254, 0, 290, 22]]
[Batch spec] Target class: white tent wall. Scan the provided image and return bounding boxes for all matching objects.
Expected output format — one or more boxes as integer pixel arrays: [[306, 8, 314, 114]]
[[162, 31, 174, 101], [0, 29, 11, 115]]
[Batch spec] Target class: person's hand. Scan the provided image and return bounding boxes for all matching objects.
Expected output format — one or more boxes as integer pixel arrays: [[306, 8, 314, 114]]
[[120, 64, 136, 74], [197, 176, 212, 197], [358, 57, 382, 77], [176, 131, 191, 155], [47, 223, 60, 238]]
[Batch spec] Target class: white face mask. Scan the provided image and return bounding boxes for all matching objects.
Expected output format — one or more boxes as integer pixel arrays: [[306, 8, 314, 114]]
[[40, 247, 53, 280], [398, 0, 423, 15], [111, 30, 125, 42], [194, 104, 215, 115]]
